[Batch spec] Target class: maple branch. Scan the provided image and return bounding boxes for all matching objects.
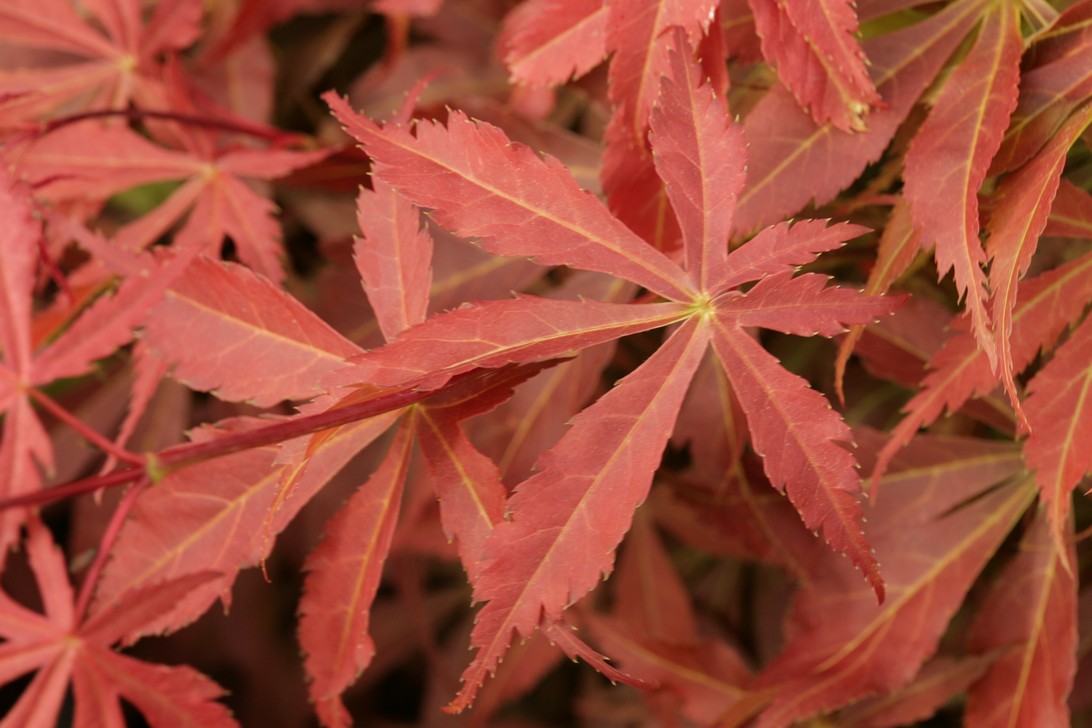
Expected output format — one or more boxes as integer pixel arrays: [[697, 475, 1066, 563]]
[[0, 467, 139, 511], [72, 475, 151, 625], [155, 384, 439, 469], [0, 376, 469, 513], [16, 107, 309, 148]]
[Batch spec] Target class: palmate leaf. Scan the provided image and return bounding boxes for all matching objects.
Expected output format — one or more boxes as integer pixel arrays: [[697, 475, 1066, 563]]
[[991, 1, 1092, 174], [353, 178, 433, 341], [326, 33, 898, 712], [0, 173, 196, 553], [1045, 179, 1092, 239], [450, 317, 711, 712], [708, 311, 882, 597], [299, 419, 414, 728], [0, 518, 236, 728], [18, 124, 326, 281], [648, 29, 743, 292], [92, 414, 396, 638], [326, 296, 691, 392], [470, 273, 632, 484], [604, 0, 719, 151], [325, 91, 692, 301], [293, 362, 555, 728], [601, 0, 720, 249], [0, 0, 201, 128]]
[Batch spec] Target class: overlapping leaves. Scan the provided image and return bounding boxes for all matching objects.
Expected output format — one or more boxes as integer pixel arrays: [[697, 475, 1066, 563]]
[[326, 27, 897, 709]]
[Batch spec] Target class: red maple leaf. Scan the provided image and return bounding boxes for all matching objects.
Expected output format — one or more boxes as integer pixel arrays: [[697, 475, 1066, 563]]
[[0, 517, 236, 727], [323, 25, 899, 711], [0, 0, 202, 129]]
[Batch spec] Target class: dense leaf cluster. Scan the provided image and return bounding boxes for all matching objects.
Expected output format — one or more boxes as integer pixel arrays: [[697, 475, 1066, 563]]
[[1, 0, 1091, 725]]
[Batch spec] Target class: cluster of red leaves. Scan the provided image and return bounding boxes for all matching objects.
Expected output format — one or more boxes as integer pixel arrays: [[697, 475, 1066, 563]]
[[1, 0, 1091, 726]]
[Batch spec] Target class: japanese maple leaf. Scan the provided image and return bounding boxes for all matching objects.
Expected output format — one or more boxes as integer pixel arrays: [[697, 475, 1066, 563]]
[[0, 0, 202, 130], [0, 518, 237, 727], [985, 102, 1092, 432], [585, 512, 752, 723], [991, 0, 1092, 175], [324, 25, 898, 711], [14, 123, 327, 282], [601, 0, 719, 248]]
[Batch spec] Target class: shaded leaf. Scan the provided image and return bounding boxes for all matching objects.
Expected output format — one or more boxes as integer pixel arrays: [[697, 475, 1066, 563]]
[[965, 506, 1077, 727], [748, 464, 1034, 726]]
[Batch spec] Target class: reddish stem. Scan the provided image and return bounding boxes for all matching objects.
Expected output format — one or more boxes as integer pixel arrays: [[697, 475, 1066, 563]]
[[72, 475, 151, 625], [13, 107, 307, 148], [0, 379, 445, 512], [27, 387, 145, 466]]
